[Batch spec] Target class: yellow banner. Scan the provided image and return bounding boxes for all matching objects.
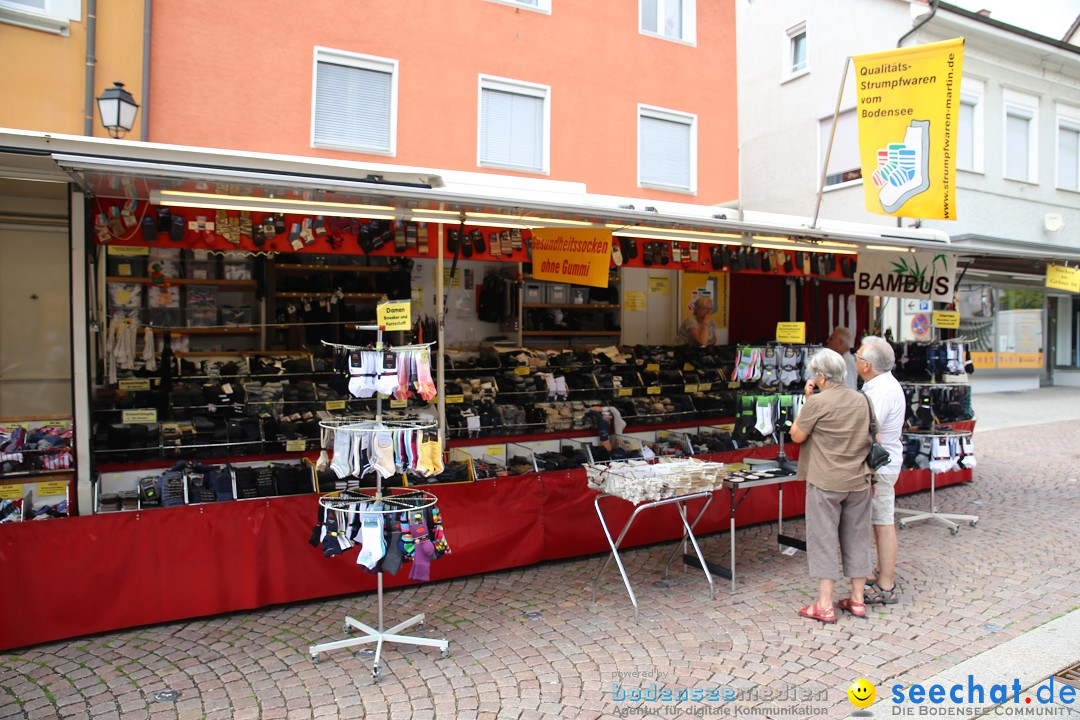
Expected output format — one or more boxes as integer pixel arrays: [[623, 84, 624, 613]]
[[1046, 265, 1080, 293], [932, 311, 960, 329], [853, 38, 964, 219], [531, 228, 612, 289], [377, 300, 412, 331]]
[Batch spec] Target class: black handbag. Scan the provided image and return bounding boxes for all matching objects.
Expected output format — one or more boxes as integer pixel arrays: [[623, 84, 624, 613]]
[[864, 395, 892, 471]]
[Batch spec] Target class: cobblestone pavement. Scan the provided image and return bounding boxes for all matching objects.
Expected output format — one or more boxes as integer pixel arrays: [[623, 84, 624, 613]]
[[2, 420, 1078, 720]]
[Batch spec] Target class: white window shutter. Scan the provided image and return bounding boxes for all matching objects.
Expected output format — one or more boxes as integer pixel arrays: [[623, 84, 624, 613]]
[[481, 89, 544, 171], [640, 115, 691, 189], [314, 61, 392, 152]]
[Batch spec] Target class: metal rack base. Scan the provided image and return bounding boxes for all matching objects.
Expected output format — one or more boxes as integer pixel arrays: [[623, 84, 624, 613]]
[[895, 470, 979, 535]]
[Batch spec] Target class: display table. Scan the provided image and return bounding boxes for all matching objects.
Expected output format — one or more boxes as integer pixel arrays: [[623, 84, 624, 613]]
[[0, 424, 975, 650]]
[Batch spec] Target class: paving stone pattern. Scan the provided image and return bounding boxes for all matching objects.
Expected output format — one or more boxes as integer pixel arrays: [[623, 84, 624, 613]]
[[2, 421, 1078, 720]]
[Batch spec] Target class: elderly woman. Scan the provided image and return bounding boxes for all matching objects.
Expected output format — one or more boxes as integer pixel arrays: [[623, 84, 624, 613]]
[[676, 296, 717, 346], [789, 347, 876, 623]]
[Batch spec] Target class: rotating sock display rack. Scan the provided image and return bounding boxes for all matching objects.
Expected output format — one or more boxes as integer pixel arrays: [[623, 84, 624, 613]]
[[307, 326, 448, 679]]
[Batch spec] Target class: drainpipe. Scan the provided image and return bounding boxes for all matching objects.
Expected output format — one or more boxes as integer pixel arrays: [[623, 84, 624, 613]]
[[898, 0, 938, 48], [84, 0, 96, 135], [141, 0, 151, 140]]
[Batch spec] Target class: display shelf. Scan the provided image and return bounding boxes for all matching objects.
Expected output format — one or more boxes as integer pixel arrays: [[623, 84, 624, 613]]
[[0, 469, 74, 486], [150, 327, 260, 335], [106, 277, 257, 288], [275, 263, 390, 273], [522, 330, 621, 337], [446, 417, 732, 449], [275, 292, 384, 300], [523, 303, 620, 310]]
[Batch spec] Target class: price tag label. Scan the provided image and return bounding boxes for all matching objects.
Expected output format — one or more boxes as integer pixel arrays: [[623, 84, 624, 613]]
[[684, 384, 699, 393], [118, 379, 151, 392], [325, 400, 347, 411], [514, 367, 531, 376], [121, 409, 158, 424], [646, 386, 661, 395], [118, 263, 132, 277], [933, 311, 960, 329], [285, 439, 307, 452], [728, 381, 741, 389], [683, 363, 695, 372], [0, 485, 22, 499], [776, 322, 807, 344], [645, 363, 660, 373], [390, 398, 408, 408], [445, 394, 464, 404], [37, 481, 69, 496], [107, 245, 150, 256], [617, 388, 633, 397], [698, 382, 712, 392], [486, 445, 505, 457]]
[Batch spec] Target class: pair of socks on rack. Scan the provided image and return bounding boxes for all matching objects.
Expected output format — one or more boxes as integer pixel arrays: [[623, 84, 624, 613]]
[[399, 506, 450, 582], [330, 427, 445, 480], [344, 347, 438, 402]]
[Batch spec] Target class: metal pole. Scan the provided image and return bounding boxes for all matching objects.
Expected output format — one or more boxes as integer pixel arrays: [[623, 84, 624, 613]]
[[435, 222, 446, 440], [141, 0, 152, 140], [811, 57, 852, 229]]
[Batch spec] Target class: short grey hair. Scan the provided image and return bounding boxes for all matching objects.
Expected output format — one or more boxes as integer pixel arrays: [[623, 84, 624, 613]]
[[808, 348, 848, 384], [859, 336, 895, 373], [693, 295, 714, 310], [830, 326, 852, 345]]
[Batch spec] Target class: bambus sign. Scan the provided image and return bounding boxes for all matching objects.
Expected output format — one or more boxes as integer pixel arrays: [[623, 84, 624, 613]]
[[855, 251, 956, 301], [530, 228, 612, 288]]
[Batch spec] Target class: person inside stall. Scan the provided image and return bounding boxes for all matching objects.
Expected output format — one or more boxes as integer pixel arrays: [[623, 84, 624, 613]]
[[789, 348, 876, 624], [676, 296, 717, 347], [826, 326, 859, 389]]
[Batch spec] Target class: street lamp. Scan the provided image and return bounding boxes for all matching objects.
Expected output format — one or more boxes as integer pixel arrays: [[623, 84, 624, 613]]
[[96, 82, 139, 139]]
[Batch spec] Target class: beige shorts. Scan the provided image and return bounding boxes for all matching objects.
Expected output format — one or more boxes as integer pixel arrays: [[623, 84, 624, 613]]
[[871, 473, 900, 525]]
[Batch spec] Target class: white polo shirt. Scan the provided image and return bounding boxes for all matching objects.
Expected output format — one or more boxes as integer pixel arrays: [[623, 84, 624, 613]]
[[861, 371, 906, 476]]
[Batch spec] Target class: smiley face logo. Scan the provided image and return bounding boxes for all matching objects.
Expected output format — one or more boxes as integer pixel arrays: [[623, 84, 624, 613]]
[[848, 678, 876, 708]]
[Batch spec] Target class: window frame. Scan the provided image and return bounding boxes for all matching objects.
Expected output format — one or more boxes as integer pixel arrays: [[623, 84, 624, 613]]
[[783, 21, 809, 82], [1002, 89, 1039, 184], [957, 77, 985, 174], [0, 0, 79, 35], [637, 103, 698, 194], [639, 0, 697, 46], [818, 107, 863, 190], [476, 74, 551, 174], [483, 0, 551, 13], [1054, 102, 1080, 193], [310, 47, 398, 156]]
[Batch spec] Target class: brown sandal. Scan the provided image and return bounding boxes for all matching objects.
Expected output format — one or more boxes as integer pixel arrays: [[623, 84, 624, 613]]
[[798, 603, 837, 624], [838, 598, 868, 619]]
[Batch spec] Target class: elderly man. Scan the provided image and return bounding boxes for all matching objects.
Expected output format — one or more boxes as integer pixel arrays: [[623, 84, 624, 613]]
[[826, 326, 858, 389], [856, 335, 906, 605]]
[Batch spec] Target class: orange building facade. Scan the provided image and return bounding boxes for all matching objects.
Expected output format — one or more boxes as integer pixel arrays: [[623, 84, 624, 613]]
[[146, 0, 738, 204]]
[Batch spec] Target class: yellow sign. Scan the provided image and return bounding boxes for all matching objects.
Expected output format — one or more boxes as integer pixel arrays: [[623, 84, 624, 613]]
[[624, 291, 647, 312], [852, 38, 965, 219], [440, 267, 461, 289], [325, 400, 347, 411], [645, 363, 660, 373], [285, 439, 307, 452], [646, 386, 661, 395], [996, 352, 1043, 370], [684, 384, 699, 393], [486, 445, 505, 457], [37, 481, 69, 496], [377, 300, 412, 331], [648, 276, 670, 295], [971, 351, 995, 370], [617, 388, 633, 397], [389, 398, 408, 408], [1046, 265, 1080, 293], [514, 367, 531, 376], [0, 485, 21, 499], [118, 263, 133, 277], [932, 311, 960, 329], [118, 378, 151, 392], [530, 228, 613, 289], [121, 409, 158, 424], [107, 245, 150, 256], [683, 363, 695, 372], [445, 394, 464, 404], [776, 322, 807, 344], [698, 383, 712, 392]]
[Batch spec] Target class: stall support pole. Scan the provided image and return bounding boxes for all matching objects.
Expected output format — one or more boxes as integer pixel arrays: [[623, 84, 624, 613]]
[[436, 222, 446, 440], [811, 57, 852, 230]]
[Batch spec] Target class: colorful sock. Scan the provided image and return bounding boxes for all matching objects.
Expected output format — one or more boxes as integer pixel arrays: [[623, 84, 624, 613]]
[[408, 514, 434, 582]]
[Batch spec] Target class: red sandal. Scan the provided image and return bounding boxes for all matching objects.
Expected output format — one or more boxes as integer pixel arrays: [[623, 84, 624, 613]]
[[798, 603, 837, 624], [837, 598, 868, 619]]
